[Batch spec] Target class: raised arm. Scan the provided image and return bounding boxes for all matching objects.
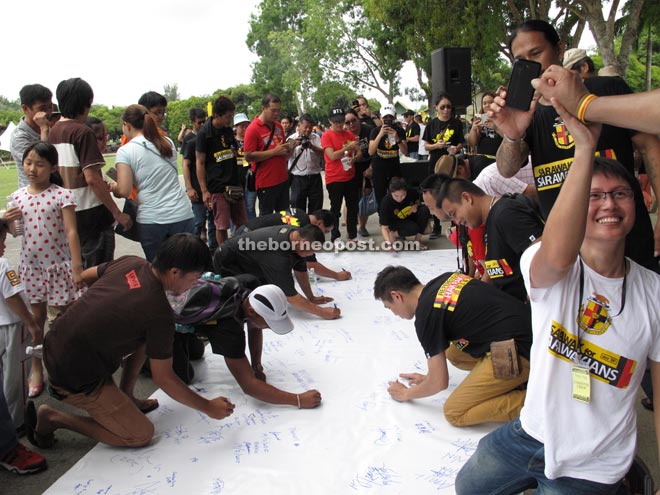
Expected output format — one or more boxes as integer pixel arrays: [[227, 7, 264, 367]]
[[529, 99, 601, 288], [532, 65, 660, 135], [490, 87, 535, 178]]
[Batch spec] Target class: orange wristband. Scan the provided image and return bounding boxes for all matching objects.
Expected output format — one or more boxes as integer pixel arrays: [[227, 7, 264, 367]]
[[577, 93, 598, 123]]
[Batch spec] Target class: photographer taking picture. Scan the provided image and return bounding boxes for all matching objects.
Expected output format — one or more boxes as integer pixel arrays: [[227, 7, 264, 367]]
[[287, 114, 324, 212], [368, 104, 408, 207]]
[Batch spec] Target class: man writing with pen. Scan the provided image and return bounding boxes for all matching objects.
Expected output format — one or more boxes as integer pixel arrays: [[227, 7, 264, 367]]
[[374, 265, 533, 427]]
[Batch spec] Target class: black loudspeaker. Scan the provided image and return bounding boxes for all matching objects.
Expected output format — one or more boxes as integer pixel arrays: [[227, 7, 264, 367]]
[[431, 47, 472, 111]]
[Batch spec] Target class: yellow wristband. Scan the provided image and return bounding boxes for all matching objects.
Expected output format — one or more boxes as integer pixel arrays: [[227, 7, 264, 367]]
[[577, 93, 598, 124]]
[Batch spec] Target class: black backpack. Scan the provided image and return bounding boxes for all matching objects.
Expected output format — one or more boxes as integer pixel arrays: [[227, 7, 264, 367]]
[[174, 275, 258, 326]]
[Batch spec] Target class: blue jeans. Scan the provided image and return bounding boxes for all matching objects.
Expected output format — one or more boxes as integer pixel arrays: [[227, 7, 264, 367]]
[[191, 202, 217, 249], [455, 418, 621, 495], [245, 189, 258, 220], [138, 217, 195, 262], [408, 151, 419, 160]]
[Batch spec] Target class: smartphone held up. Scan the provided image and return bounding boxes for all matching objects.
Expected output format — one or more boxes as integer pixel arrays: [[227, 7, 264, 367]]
[[506, 59, 541, 112]]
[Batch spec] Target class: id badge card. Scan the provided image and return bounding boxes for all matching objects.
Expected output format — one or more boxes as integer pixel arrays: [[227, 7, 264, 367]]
[[571, 363, 591, 403]]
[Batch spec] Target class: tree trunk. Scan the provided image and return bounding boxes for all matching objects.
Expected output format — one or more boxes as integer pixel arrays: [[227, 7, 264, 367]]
[[566, 0, 644, 77], [617, 0, 644, 76]]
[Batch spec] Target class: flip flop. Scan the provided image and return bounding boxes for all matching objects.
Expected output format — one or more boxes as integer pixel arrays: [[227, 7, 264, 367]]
[[25, 401, 55, 449], [28, 383, 44, 399], [139, 399, 159, 415]]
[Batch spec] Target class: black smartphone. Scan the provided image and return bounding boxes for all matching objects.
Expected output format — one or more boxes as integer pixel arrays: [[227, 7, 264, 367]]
[[352, 99, 359, 108], [506, 59, 542, 111]]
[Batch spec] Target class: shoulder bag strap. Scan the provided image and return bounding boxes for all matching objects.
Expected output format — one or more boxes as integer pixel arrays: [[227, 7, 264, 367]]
[[255, 124, 277, 173]]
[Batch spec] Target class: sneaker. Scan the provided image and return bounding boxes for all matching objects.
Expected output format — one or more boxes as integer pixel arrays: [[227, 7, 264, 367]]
[[358, 227, 370, 237], [0, 443, 47, 475], [429, 228, 442, 240]]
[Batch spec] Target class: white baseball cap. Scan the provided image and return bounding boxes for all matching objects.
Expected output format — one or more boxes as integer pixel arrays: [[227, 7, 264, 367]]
[[249, 285, 294, 335], [234, 113, 250, 126], [381, 104, 396, 117]]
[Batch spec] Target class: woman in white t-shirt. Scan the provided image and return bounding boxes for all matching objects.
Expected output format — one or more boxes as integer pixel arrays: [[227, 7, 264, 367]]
[[113, 105, 194, 261], [456, 97, 660, 493]]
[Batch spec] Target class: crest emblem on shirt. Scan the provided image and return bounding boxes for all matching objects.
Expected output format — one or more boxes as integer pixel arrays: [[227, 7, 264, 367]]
[[552, 122, 574, 150], [5, 270, 20, 286], [577, 293, 611, 335]]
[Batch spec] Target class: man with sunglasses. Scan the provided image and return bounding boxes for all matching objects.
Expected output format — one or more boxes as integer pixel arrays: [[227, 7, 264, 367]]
[[422, 93, 465, 170], [345, 108, 373, 237]]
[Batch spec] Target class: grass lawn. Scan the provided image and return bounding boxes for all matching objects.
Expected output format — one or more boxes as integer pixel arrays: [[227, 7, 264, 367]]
[[1, 154, 184, 201]]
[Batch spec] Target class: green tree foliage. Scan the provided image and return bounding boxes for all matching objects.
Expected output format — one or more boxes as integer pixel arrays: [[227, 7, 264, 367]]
[[365, 0, 511, 109], [247, 0, 304, 115], [305, 80, 357, 122], [248, 0, 407, 114], [89, 105, 125, 140], [163, 83, 181, 102], [212, 84, 262, 118], [0, 96, 20, 112], [557, 0, 644, 75], [0, 110, 22, 127]]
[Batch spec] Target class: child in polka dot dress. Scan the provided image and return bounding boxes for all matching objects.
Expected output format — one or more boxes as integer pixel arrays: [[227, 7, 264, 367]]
[[9, 142, 83, 398]]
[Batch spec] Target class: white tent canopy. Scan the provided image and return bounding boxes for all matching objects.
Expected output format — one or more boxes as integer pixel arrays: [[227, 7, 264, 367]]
[[0, 121, 16, 152]]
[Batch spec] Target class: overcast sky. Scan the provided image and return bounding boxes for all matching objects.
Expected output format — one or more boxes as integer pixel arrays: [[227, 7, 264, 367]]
[[2, 0, 261, 107], [3, 1, 597, 111]]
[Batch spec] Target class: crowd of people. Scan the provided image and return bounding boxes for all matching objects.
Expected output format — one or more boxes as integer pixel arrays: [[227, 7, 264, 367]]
[[0, 17, 659, 495]]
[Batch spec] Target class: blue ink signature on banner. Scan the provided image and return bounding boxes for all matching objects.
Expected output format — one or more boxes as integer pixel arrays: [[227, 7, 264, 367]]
[[349, 465, 402, 490]]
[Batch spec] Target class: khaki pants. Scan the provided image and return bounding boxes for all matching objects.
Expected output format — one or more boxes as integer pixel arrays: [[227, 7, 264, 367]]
[[444, 344, 530, 427], [54, 378, 154, 448]]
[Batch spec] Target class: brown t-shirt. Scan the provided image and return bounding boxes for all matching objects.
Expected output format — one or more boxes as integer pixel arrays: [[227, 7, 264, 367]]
[[49, 119, 113, 233], [44, 256, 175, 393]]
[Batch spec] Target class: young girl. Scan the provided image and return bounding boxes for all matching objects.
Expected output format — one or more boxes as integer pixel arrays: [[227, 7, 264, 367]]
[[9, 141, 83, 398]]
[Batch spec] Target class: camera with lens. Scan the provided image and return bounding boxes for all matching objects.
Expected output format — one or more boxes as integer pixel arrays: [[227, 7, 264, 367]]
[[300, 134, 310, 149]]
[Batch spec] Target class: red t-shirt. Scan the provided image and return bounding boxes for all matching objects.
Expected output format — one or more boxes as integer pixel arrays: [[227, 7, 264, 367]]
[[321, 129, 356, 184], [449, 224, 486, 276], [243, 117, 288, 189]]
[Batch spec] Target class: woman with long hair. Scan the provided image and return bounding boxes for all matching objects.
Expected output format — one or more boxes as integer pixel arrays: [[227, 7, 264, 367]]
[[113, 104, 194, 261]]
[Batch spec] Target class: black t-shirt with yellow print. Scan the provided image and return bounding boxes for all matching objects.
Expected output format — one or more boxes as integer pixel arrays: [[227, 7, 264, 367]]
[[196, 120, 239, 193], [415, 272, 533, 360], [422, 117, 465, 166], [369, 125, 406, 165], [524, 76, 656, 271], [525, 76, 636, 218], [484, 197, 544, 302], [378, 188, 420, 227]]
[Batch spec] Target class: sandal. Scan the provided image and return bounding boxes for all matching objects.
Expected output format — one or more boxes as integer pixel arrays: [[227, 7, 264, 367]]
[[25, 401, 55, 449], [28, 383, 44, 399]]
